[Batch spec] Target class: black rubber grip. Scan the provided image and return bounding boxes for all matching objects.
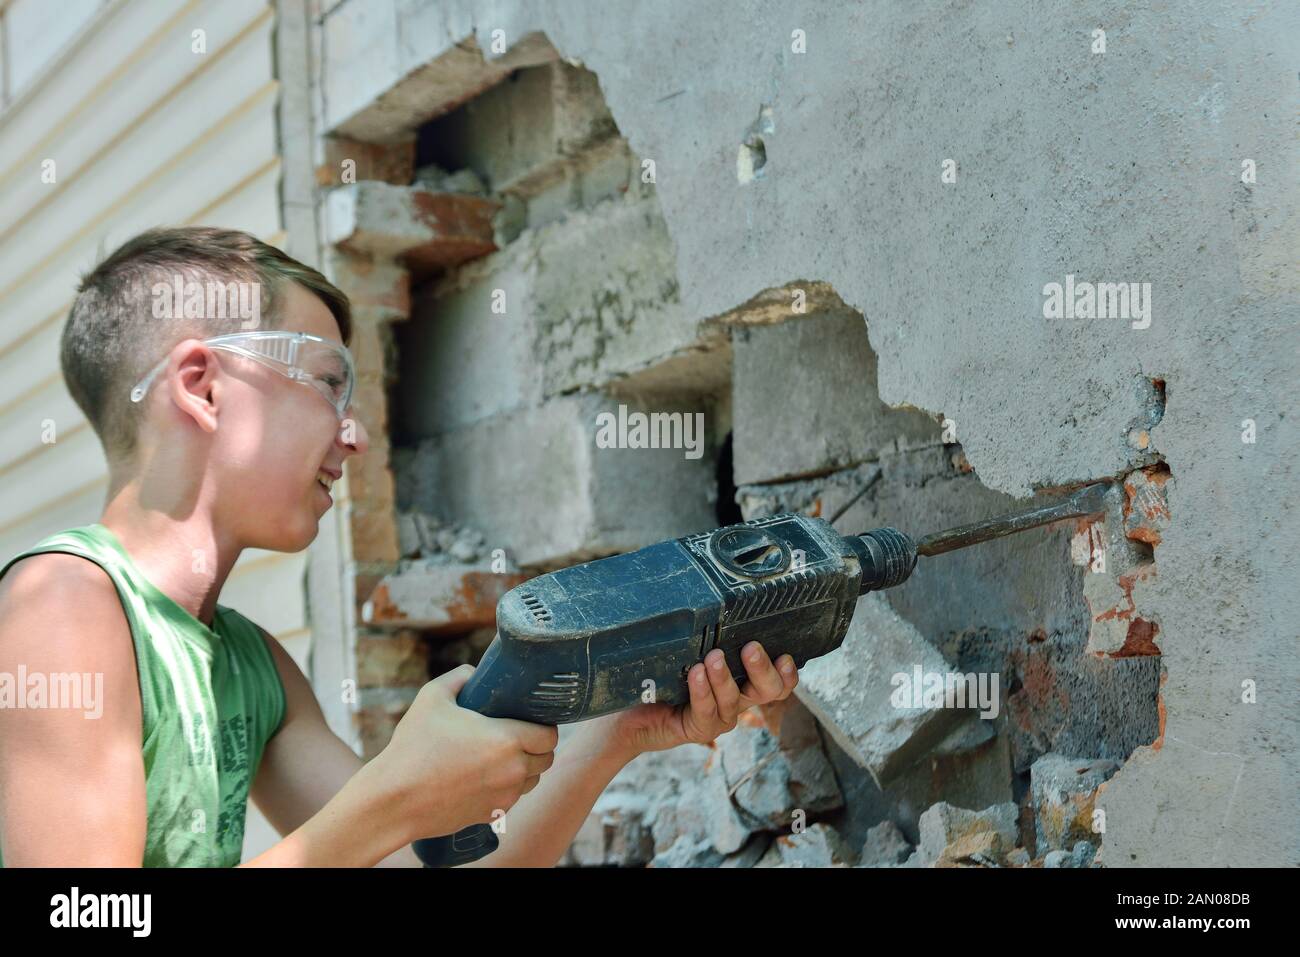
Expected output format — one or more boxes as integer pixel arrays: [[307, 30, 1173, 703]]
[[411, 823, 498, 867]]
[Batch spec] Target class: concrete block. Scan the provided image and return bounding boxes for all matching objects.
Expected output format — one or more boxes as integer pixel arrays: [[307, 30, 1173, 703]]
[[321, 0, 403, 133], [794, 592, 968, 785], [1030, 752, 1119, 853], [1006, 629, 1161, 774], [706, 281, 849, 328], [401, 194, 713, 436], [731, 311, 939, 485], [400, 246, 543, 432], [400, 392, 718, 568], [424, 61, 616, 194]]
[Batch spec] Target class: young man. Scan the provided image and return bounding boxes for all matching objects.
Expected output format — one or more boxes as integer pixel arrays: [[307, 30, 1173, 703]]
[[0, 226, 799, 867]]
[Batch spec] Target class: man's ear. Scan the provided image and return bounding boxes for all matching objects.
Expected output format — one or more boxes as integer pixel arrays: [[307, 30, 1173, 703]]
[[165, 340, 220, 434]]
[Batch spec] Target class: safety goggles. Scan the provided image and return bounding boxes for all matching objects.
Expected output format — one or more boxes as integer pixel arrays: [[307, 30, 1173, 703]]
[[129, 331, 356, 418]]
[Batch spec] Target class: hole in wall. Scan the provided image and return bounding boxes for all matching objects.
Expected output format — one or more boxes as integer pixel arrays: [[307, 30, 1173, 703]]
[[715, 432, 743, 526]]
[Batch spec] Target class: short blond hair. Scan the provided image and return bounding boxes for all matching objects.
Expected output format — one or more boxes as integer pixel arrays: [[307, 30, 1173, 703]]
[[61, 226, 352, 462]]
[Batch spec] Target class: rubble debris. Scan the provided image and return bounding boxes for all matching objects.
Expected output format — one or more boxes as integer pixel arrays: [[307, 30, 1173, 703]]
[[413, 162, 489, 196], [717, 713, 842, 829], [720, 834, 772, 868], [856, 820, 913, 867], [649, 834, 723, 868], [395, 509, 493, 564], [796, 592, 968, 785], [758, 824, 853, 868], [1044, 841, 1098, 868], [904, 801, 1021, 868], [1030, 752, 1119, 853]]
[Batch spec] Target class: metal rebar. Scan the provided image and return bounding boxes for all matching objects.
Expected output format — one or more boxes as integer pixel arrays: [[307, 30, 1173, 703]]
[[828, 468, 883, 525]]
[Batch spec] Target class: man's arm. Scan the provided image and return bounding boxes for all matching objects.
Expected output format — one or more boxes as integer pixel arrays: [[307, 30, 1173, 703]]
[[248, 628, 623, 868], [250, 625, 639, 868], [248, 628, 421, 867], [457, 713, 636, 868], [0, 557, 410, 868], [461, 642, 799, 867], [0, 554, 148, 866]]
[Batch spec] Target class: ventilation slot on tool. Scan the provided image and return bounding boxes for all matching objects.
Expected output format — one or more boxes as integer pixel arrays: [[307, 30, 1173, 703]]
[[519, 592, 553, 624], [529, 673, 581, 719]]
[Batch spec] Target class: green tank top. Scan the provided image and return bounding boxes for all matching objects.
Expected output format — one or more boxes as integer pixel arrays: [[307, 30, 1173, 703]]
[[0, 523, 286, 867]]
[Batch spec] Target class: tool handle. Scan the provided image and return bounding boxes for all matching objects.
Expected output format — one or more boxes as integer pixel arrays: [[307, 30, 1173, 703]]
[[409, 642, 510, 868]]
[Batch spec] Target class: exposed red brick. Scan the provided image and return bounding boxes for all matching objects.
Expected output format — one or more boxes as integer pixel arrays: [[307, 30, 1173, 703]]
[[440, 571, 530, 632], [1009, 652, 1070, 735], [329, 251, 412, 318], [350, 508, 401, 564], [1151, 671, 1168, 752], [356, 630, 430, 688], [1122, 465, 1171, 547], [319, 136, 416, 186], [354, 704, 410, 760], [1113, 617, 1161, 657], [1092, 565, 1155, 625], [403, 192, 501, 272]]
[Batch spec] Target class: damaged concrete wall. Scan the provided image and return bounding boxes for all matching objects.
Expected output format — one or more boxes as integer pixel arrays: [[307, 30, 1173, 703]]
[[305, 0, 1298, 866]]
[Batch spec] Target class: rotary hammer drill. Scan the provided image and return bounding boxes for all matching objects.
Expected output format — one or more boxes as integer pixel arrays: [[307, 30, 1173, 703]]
[[412, 481, 1111, 866]]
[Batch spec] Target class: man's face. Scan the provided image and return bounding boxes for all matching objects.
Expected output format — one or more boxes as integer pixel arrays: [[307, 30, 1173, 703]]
[[212, 282, 369, 552]]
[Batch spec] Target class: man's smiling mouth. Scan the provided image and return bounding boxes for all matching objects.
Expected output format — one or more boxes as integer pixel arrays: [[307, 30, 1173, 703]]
[[316, 469, 340, 492]]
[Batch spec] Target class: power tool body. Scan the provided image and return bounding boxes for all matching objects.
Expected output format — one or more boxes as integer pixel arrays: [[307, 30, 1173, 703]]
[[414, 481, 1110, 865]]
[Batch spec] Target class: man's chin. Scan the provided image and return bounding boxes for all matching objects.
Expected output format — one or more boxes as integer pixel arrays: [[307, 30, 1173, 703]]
[[249, 516, 321, 553]]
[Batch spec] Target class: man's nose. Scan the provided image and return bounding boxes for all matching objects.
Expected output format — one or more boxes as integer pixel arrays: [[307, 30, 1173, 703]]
[[338, 408, 370, 456]]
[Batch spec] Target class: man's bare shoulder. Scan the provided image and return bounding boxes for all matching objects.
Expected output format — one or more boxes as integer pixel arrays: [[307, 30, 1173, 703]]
[[0, 551, 131, 656]]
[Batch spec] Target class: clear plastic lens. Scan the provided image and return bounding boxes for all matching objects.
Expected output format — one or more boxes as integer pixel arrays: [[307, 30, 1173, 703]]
[[291, 341, 353, 414], [129, 331, 355, 416]]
